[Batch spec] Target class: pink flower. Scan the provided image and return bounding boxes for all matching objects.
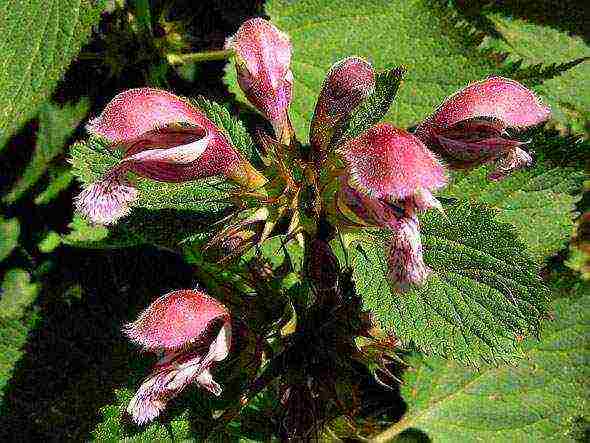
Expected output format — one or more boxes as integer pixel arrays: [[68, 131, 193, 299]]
[[415, 76, 551, 180], [124, 289, 231, 425], [310, 57, 375, 161], [338, 122, 447, 202], [75, 88, 265, 225], [226, 18, 293, 141]]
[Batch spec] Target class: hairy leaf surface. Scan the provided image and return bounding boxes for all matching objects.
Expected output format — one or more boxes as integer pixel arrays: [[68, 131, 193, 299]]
[[0, 0, 104, 146], [0, 217, 20, 262], [348, 203, 550, 364], [373, 282, 590, 442]]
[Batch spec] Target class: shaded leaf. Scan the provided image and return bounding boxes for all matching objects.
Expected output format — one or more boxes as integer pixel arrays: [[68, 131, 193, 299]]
[[0, 0, 105, 146], [0, 217, 20, 262], [34, 167, 74, 205], [348, 203, 550, 365], [4, 100, 89, 204], [372, 282, 590, 442], [0, 269, 40, 320]]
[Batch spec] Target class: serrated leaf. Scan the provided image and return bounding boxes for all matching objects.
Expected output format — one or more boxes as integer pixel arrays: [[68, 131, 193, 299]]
[[0, 217, 20, 262], [225, 0, 499, 140], [373, 282, 590, 442], [70, 136, 234, 213], [339, 66, 405, 141], [0, 269, 40, 320], [4, 100, 88, 204], [349, 203, 550, 365], [0, 0, 105, 146], [444, 164, 584, 261], [194, 96, 260, 166]]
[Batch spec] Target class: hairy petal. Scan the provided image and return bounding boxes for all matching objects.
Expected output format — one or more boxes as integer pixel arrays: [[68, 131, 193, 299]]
[[386, 215, 430, 292], [310, 57, 375, 157], [339, 123, 447, 200], [226, 18, 293, 134], [124, 289, 230, 351], [87, 88, 217, 142]]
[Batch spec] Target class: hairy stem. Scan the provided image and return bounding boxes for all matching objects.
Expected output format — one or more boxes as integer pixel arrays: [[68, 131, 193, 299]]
[[166, 50, 233, 66]]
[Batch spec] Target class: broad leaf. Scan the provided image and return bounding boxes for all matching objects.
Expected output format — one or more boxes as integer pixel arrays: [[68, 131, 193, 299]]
[[0, 0, 104, 146], [348, 203, 550, 365], [372, 282, 590, 442], [225, 0, 499, 139], [4, 100, 89, 204], [444, 164, 584, 261], [0, 217, 20, 262]]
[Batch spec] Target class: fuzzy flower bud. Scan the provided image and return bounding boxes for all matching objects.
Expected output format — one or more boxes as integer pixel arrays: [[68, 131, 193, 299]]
[[415, 76, 551, 180], [124, 289, 231, 425], [310, 57, 375, 160], [76, 88, 265, 225], [226, 18, 293, 141], [338, 122, 447, 201]]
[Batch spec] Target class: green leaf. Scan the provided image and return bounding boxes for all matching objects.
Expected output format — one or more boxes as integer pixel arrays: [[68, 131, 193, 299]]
[[0, 217, 20, 262], [444, 164, 584, 261], [0, 0, 105, 146], [0, 269, 40, 320], [194, 96, 259, 165], [373, 282, 590, 442], [4, 100, 89, 204], [339, 66, 406, 141], [69, 136, 234, 213], [34, 167, 74, 205], [225, 0, 498, 140], [479, 13, 590, 133], [348, 203, 550, 365]]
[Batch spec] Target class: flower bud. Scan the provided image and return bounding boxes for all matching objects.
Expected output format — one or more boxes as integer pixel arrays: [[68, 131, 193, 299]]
[[226, 18, 293, 141], [76, 89, 266, 225], [124, 289, 231, 425], [338, 123, 447, 201], [310, 57, 375, 160], [415, 76, 550, 179]]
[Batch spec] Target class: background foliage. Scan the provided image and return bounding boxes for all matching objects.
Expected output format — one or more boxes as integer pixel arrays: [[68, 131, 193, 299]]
[[0, 0, 587, 441]]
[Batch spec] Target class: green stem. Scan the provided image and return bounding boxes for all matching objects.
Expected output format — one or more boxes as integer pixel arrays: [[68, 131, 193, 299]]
[[166, 49, 233, 66]]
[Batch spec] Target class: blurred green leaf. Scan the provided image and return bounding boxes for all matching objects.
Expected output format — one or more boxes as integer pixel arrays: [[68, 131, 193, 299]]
[[374, 281, 590, 442], [349, 203, 550, 365], [0, 269, 40, 320], [34, 167, 74, 205], [4, 100, 89, 204], [0, 0, 105, 147], [0, 217, 20, 262]]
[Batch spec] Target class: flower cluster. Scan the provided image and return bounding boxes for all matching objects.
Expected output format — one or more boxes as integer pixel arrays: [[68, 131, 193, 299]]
[[73, 17, 551, 424]]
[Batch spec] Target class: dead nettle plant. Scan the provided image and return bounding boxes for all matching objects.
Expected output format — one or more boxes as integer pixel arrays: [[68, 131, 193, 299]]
[[70, 17, 554, 439]]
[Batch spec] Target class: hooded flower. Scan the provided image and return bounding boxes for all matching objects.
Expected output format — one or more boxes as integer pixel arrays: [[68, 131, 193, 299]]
[[310, 57, 375, 161], [124, 289, 231, 425], [336, 123, 448, 290], [75, 88, 265, 225], [226, 18, 293, 142], [414, 76, 551, 180]]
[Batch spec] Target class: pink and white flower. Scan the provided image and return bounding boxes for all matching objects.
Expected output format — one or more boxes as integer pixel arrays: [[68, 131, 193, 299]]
[[124, 289, 231, 425], [336, 123, 448, 290], [415, 76, 551, 180], [75, 88, 265, 225]]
